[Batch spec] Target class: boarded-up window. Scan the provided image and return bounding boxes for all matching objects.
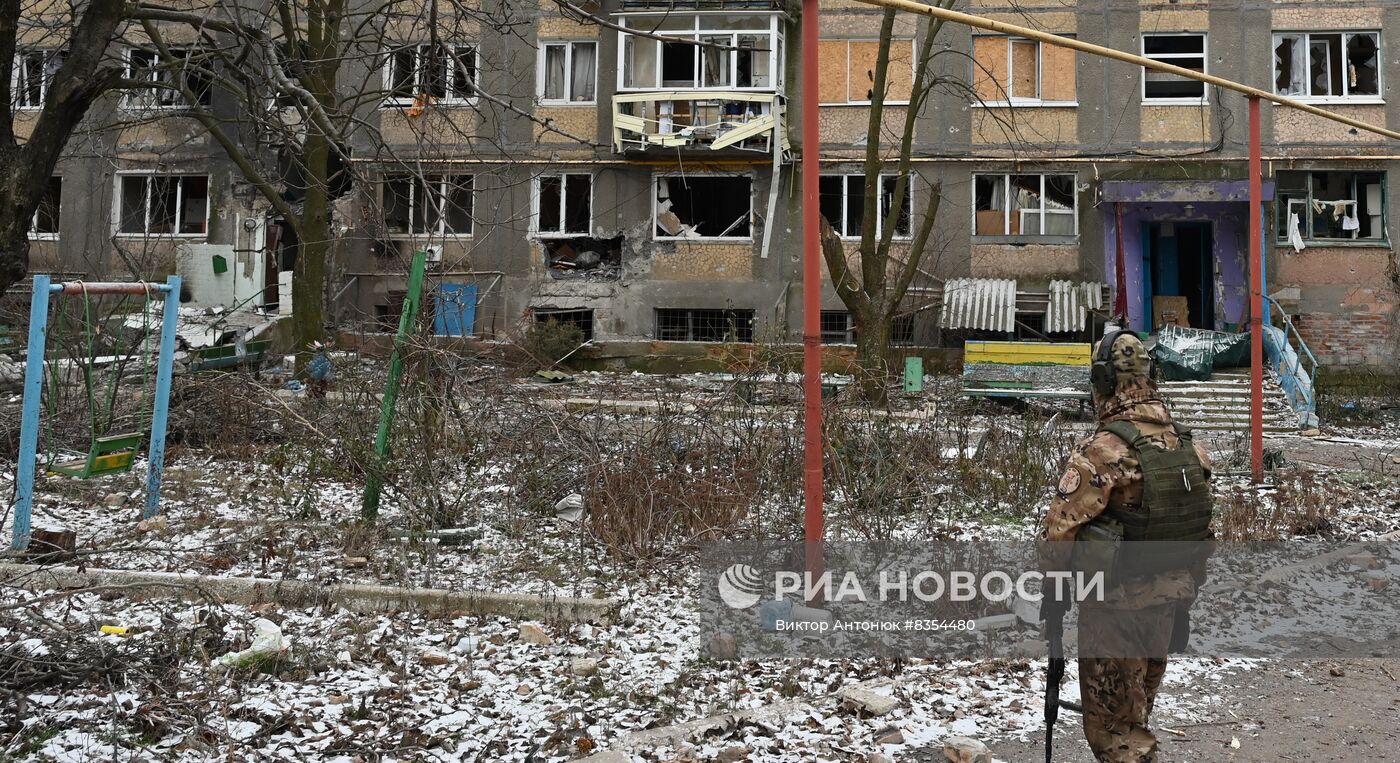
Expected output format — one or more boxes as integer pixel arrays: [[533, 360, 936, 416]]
[[972, 36, 1076, 104], [818, 38, 914, 104]]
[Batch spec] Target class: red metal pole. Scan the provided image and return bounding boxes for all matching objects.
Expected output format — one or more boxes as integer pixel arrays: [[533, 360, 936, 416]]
[[801, 0, 825, 596], [1248, 96, 1264, 483]]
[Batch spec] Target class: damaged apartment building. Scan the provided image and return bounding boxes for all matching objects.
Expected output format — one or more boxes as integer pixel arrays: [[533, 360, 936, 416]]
[[18, 0, 1400, 371]]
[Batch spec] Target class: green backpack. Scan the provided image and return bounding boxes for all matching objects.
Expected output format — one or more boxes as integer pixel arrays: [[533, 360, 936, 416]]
[[1071, 421, 1214, 582]]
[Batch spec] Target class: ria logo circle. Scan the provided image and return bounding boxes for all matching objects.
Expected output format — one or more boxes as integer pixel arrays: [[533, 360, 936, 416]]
[[717, 564, 764, 609]]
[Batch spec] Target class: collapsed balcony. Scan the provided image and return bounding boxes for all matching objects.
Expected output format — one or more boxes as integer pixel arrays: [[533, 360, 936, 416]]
[[613, 92, 785, 152]]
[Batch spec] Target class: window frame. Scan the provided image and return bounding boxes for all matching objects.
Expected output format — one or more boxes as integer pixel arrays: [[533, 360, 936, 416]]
[[122, 46, 213, 111], [30, 176, 61, 240], [1141, 33, 1209, 105], [1271, 31, 1383, 103], [12, 49, 63, 110], [970, 35, 1078, 108], [113, 172, 211, 238], [819, 173, 914, 240], [616, 14, 782, 93], [381, 43, 480, 108], [819, 310, 856, 344], [652, 173, 754, 241], [532, 172, 594, 238], [382, 173, 475, 238], [1275, 170, 1387, 245], [972, 173, 1079, 240], [537, 41, 598, 105]]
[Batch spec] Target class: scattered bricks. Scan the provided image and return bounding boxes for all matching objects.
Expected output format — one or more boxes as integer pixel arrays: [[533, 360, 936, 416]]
[[28, 528, 76, 562], [943, 735, 993, 763], [1362, 573, 1389, 592], [874, 726, 904, 745], [419, 651, 450, 666], [519, 622, 552, 645], [838, 685, 901, 717]]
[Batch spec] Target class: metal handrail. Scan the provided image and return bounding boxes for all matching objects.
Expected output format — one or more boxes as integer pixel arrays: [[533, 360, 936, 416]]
[[1264, 296, 1317, 412]]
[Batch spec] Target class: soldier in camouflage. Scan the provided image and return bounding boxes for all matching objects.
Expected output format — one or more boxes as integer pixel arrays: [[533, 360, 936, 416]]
[[1040, 332, 1213, 763]]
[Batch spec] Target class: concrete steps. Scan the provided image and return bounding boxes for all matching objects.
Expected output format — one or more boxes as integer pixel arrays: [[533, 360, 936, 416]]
[[1159, 372, 1300, 432]]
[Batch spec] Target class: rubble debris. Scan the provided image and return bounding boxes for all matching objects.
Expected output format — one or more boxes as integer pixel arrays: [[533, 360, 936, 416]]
[[545, 236, 623, 280], [28, 528, 76, 562], [420, 651, 451, 666], [943, 735, 992, 763], [519, 622, 553, 645], [706, 632, 738, 661], [838, 685, 902, 717], [571, 657, 600, 677]]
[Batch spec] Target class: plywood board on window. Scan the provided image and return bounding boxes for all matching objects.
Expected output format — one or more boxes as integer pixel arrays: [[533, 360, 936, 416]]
[[972, 36, 1007, 102], [1041, 44, 1076, 102], [818, 39, 850, 104], [846, 40, 914, 103]]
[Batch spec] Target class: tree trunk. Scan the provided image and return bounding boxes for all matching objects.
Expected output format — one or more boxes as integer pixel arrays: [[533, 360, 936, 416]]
[[292, 132, 330, 372], [0, 206, 31, 296], [854, 306, 893, 405]]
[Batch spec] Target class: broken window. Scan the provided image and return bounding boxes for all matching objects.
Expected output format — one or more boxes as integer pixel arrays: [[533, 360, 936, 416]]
[[620, 15, 779, 91], [654, 175, 752, 239], [545, 236, 622, 280], [534, 308, 595, 341], [118, 175, 208, 236], [541, 41, 597, 104], [820, 310, 856, 344], [536, 173, 592, 236], [125, 47, 213, 109], [1276, 170, 1384, 242], [383, 44, 477, 105], [383, 174, 474, 236], [970, 36, 1076, 104], [31, 177, 61, 238], [974, 174, 1076, 237], [656, 308, 755, 342], [819, 174, 912, 239], [1142, 34, 1206, 101], [12, 49, 63, 109], [1273, 32, 1379, 99], [816, 38, 914, 104]]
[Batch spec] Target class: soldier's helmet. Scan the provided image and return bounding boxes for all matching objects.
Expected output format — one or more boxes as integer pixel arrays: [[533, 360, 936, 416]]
[[1101, 332, 1151, 380]]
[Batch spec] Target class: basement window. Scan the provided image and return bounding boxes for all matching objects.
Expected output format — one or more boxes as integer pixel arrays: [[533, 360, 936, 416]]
[[1273, 32, 1380, 100], [1276, 170, 1385, 242], [656, 308, 755, 342], [1142, 34, 1206, 102], [819, 174, 912, 239], [383, 174, 473, 236], [654, 175, 752, 239], [820, 311, 856, 344], [974, 174, 1076, 237], [534, 308, 595, 341]]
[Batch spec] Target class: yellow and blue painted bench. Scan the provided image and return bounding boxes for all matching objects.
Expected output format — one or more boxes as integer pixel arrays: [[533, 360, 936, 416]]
[[961, 341, 1092, 400]]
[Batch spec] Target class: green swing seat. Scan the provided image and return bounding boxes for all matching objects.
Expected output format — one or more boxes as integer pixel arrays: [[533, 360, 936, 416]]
[[48, 432, 144, 479]]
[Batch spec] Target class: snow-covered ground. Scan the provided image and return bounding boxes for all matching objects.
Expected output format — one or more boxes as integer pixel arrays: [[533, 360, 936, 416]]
[[4, 378, 1400, 762]]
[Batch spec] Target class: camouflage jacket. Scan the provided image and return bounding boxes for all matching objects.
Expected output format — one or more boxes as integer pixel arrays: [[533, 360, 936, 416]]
[[1040, 377, 1213, 608]]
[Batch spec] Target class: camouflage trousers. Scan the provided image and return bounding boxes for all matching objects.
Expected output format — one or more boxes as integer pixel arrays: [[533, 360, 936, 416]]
[[1077, 602, 1177, 763]]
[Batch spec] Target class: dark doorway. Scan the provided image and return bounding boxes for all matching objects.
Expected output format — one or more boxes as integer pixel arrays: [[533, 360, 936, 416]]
[[1143, 221, 1215, 331]]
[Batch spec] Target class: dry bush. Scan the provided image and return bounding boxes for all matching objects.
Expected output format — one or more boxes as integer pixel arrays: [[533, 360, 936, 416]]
[[1215, 467, 1335, 541]]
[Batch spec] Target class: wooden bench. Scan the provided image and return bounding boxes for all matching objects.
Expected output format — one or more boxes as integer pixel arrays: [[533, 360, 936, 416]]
[[961, 340, 1092, 400]]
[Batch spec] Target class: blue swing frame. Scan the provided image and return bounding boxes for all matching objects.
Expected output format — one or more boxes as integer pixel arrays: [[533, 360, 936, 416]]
[[10, 275, 182, 550]]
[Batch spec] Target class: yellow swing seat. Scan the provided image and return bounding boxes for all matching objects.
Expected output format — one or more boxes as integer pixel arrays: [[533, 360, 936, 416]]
[[48, 432, 144, 479]]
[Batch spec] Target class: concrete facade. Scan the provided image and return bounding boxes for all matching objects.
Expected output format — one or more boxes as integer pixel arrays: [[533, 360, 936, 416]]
[[25, 0, 1400, 369]]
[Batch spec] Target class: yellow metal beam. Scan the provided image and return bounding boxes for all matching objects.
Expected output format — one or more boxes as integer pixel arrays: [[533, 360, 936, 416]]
[[851, 0, 1400, 142]]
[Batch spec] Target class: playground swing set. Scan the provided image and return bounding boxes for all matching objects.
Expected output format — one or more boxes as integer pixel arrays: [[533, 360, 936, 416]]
[[10, 275, 182, 550]]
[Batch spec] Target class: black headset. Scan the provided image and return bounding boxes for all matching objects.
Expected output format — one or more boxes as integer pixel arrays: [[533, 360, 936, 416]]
[[1090, 329, 1132, 398]]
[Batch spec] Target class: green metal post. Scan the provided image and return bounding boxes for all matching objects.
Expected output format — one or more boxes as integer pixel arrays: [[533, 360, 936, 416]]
[[362, 250, 428, 520], [903, 356, 924, 393]]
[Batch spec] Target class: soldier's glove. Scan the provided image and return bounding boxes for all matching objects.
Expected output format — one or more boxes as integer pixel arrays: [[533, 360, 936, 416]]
[[1168, 604, 1191, 654]]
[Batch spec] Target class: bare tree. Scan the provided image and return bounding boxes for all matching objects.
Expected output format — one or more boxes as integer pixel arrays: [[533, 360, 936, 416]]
[[820, 2, 955, 403], [0, 0, 128, 296]]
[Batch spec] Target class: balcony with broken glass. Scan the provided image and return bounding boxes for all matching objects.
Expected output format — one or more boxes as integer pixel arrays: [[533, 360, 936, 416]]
[[612, 12, 788, 155]]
